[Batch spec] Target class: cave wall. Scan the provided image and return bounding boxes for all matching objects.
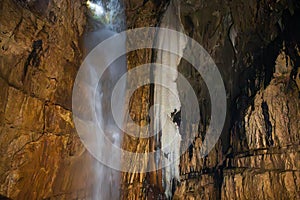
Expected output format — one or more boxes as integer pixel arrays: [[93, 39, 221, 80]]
[[122, 0, 300, 199], [0, 0, 95, 199], [0, 0, 299, 199], [173, 0, 300, 199], [121, 1, 169, 199]]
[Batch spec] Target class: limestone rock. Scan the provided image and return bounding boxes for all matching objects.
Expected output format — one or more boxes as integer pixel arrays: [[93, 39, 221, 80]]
[[0, 0, 94, 199]]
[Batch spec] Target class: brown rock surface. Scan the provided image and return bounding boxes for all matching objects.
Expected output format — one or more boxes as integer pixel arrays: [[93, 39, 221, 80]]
[[121, 1, 169, 199], [0, 0, 94, 199], [222, 76, 300, 200], [121, 0, 300, 199], [171, 0, 300, 199], [0, 0, 299, 199]]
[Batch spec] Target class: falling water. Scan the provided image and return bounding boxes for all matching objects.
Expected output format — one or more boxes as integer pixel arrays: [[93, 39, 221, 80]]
[[154, 0, 187, 198], [81, 0, 187, 198], [82, 0, 126, 199]]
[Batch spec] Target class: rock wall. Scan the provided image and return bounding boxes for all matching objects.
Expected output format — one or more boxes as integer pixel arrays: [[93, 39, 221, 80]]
[[0, 0, 95, 199], [222, 77, 300, 199], [121, 1, 169, 199], [172, 0, 300, 199], [0, 0, 299, 199], [122, 0, 300, 199]]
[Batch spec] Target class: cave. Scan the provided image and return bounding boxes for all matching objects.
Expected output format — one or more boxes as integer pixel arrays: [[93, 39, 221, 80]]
[[0, 0, 299, 199]]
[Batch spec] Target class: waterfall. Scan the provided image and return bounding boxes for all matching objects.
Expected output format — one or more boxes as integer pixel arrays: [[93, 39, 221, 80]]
[[82, 1, 126, 199], [80, 0, 189, 198], [154, 0, 187, 198]]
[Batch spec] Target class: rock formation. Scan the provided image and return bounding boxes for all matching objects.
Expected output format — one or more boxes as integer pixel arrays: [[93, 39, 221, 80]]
[[0, 0, 299, 199], [0, 0, 94, 199]]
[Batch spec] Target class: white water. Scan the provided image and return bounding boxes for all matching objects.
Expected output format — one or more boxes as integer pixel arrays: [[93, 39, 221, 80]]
[[83, 0, 188, 198], [154, 0, 187, 198], [83, 28, 126, 200], [84, 1, 126, 199]]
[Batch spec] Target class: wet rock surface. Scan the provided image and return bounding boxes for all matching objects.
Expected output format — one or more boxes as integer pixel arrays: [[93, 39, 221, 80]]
[[122, 0, 299, 199], [0, 0, 94, 199], [121, 0, 300, 199], [121, 0, 169, 199], [172, 0, 300, 199], [0, 0, 299, 199]]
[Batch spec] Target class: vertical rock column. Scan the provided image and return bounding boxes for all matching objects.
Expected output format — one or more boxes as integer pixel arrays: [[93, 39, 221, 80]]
[[121, 0, 169, 199]]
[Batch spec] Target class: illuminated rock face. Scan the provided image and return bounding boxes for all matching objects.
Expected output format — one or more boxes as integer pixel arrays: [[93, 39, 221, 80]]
[[0, 0, 299, 199], [0, 0, 93, 199], [171, 0, 300, 199], [122, 0, 300, 199]]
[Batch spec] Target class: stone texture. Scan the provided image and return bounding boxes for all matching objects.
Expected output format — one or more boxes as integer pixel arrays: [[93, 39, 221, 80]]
[[170, 0, 300, 199], [0, 0, 299, 199], [222, 66, 300, 200], [120, 0, 169, 199], [0, 0, 95, 199], [121, 0, 300, 199]]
